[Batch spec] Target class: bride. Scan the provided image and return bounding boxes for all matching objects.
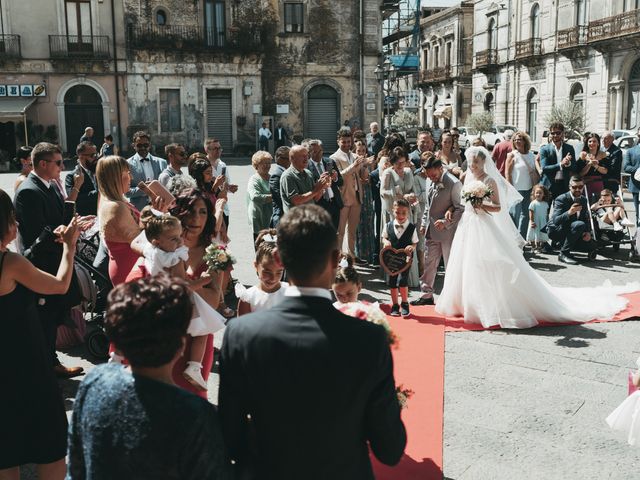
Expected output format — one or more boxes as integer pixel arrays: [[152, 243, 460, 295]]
[[435, 146, 639, 329]]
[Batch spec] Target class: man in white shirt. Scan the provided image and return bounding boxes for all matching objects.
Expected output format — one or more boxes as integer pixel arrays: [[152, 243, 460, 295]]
[[258, 122, 272, 152], [205, 137, 238, 226], [126, 131, 167, 211], [158, 143, 187, 187]]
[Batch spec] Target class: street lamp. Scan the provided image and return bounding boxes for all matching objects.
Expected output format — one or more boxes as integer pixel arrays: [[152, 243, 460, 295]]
[[375, 57, 398, 133]]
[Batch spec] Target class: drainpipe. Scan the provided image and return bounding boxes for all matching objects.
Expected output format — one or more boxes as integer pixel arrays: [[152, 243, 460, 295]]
[[111, 0, 123, 153], [360, 0, 364, 126]]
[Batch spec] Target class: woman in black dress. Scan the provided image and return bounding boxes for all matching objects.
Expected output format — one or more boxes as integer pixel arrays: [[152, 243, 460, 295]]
[[0, 188, 79, 480]]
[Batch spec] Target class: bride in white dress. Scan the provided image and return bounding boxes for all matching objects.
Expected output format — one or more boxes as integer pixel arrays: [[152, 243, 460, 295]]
[[435, 146, 639, 329]]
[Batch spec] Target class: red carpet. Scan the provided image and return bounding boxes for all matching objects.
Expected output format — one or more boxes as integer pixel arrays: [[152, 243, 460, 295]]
[[371, 292, 640, 479], [371, 309, 445, 480]]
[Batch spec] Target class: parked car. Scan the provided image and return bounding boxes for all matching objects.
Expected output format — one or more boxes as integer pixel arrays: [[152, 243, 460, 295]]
[[456, 126, 506, 149], [612, 129, 636, 140], [615, 135, 638, 153]]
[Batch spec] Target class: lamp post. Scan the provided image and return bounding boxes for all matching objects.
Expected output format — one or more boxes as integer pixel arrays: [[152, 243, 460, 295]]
[[375, 57, 397, 134]]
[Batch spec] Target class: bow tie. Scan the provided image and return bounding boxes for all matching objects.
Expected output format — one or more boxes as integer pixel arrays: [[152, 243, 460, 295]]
[[394, 224, 405, 230], [140, 157, 150, 163]]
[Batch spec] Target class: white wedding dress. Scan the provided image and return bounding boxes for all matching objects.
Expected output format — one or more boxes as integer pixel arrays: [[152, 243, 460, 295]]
[[435, 147, 639, 329]]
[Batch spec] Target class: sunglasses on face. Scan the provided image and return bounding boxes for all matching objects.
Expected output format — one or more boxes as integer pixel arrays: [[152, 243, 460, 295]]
[[550, 131, 563, 136], [570, 185, 584, 190], [135, 143, 150, 148], [47, 159, 63, 166]]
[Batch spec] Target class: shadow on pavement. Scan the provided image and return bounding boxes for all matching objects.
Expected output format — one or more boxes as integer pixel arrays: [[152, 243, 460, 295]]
[[507, 323, 607, 348]]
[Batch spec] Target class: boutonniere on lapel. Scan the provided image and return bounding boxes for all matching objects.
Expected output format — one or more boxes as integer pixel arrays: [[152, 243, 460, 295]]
[[605, 151, 610, 158], [436, 182, 445, 191]]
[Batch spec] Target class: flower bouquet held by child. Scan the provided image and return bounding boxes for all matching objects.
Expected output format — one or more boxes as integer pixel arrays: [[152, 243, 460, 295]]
[[461, 180, 494, 207], [235, 229, 288, 315], [606, 357, 640, 446], [332, 255, 412, 408]]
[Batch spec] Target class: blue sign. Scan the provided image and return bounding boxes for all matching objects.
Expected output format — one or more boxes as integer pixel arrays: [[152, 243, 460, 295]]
[[384, 96, 397, 105], [390, 54, 419, 71]]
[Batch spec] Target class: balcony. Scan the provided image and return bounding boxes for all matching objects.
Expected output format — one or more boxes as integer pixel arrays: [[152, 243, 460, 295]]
[[49, 35, 110, 60], [589, 9, 640, 50], [127, 24, 262, 54], [0, 35, 21, 59], [419, 66, 451, 84], [515, 38, 542, 60], [474, 49, 499, 72], [557, 25, 588, 50]]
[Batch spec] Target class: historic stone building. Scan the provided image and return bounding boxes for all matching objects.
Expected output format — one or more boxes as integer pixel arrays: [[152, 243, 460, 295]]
[[0, 0, 127, 157], [417, 1, 473, 129], [471, 0, 640, 147], [123, 0, 383, 154]]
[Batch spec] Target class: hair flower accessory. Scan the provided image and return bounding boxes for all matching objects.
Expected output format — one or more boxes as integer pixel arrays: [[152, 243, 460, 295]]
[[262, 233, 277, 243], [338, 258, 349, 268]]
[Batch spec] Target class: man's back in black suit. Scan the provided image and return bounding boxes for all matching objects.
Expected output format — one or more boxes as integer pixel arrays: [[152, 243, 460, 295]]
[[219, 205, 406, 479]]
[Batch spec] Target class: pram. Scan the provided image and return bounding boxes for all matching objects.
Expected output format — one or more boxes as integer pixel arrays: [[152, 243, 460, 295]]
[[74, 230, 112, 359], [586, 184, 638, 261]]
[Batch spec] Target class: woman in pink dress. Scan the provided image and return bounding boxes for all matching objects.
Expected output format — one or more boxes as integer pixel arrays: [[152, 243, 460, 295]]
[[96, 156, 142, 286]]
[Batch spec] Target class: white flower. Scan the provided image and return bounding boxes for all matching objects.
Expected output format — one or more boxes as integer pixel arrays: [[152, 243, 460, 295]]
[[217, 252, 228, 263]]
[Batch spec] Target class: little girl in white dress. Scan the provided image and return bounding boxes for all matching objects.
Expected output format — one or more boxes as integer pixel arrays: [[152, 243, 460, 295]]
[[235, 229, 288, 315], [140, 207, 225, 391], [607, 357, 640, 445]]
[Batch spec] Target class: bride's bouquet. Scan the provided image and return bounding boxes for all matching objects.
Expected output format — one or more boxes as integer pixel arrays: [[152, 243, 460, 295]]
[[336, 301, 414, 408], [461, 180, 493, 207], [204, 243, 236, 272]]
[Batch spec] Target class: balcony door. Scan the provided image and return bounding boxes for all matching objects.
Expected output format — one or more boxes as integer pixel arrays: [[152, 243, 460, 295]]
[[65, 0, 93, 54], [204, 0, 225, 47]]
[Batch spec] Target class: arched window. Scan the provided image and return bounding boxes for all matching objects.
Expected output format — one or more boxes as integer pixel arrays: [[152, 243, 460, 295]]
[[531, 4, 540, 38], [488, 18, 497, 50], [527, 89, 538, 142], [156, 9, 167, 25], [570, 83, 584, 112]]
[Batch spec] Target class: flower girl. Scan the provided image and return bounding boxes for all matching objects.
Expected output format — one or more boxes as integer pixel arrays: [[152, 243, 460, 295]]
[[235, 229, 288, 315], [606, 357, 640, 445], [139, 207, 224, 391]]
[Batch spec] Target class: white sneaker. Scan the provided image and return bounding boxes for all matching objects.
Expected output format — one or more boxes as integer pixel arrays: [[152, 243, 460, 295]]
[[109, 351, 125, 364], [613, 222, 623, 231], [183, 362, 207, 391], [620, 218, 635, 227]]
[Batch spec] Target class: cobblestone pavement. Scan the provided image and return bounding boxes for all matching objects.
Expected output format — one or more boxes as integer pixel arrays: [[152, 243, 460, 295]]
[[3, 163, 639, 479]]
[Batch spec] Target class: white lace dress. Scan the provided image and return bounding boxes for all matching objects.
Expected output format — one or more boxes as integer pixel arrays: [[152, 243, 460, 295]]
[[235, 282, 289, 313], [607, 358, 640, 446], [435, 157, 639, 328]]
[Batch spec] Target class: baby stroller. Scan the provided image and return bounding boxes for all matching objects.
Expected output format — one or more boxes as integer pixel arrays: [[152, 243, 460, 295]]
[[74, 230, 113, 360], [586, 185, 638, 261]]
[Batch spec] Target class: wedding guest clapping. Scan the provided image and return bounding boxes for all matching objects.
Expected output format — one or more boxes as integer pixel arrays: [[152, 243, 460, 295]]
[[235, 229, 287, 316], [67, 274, 233, 480], [246, 151, 273, 243], [577, 132, 609, 202]]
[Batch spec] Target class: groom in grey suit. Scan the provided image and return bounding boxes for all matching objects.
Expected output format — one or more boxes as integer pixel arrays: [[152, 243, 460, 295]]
[[411, 156, 463, 305]]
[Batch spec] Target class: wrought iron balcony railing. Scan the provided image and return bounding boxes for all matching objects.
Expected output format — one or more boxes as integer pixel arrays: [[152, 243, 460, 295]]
[[127, 24, 262, 53], [49, 35, 110, 59], [0, 34, 21, 59], [475, 49, 498, 69], [557, 25, 588, 50], [515, 37, 542, 59], [419, 66, 451, 83], [589, 9, 640, 43]]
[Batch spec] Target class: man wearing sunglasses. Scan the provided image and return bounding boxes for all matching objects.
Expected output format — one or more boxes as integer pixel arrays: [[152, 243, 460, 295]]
[[14, 142, 85, 378], [65, 141, 99, 216], [126, 131, 168, 211], [539, 122, 577, 199]]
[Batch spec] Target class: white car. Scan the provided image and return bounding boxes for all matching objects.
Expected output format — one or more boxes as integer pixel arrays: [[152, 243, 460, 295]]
[[456, 125, 517, 149], [612, 129, 636, 140], [615, 135, 638, 153]]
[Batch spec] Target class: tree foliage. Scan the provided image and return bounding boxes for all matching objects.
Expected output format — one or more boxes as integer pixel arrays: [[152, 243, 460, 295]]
[[466, 111, 494, 135], [544, 101, 585, 134], [391, 109, 418, 130]]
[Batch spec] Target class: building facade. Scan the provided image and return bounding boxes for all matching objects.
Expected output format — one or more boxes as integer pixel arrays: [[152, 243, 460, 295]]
[[417, 1, 473, 129], [0, 0, 127, 159]]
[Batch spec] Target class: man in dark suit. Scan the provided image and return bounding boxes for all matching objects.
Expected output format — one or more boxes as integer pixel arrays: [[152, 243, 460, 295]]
[[307, 138, 343, 229], [369, 166, 382, 264], [219, 205, 406, 479], [65, 141, 99, 216], [269, 146, 290, 228], [125, 131, 167, 211], [623, 130, 640, 226], [274, 123, 290, 149], [547, 175, 595, 265], [539, 122, 577, 199], [14, 142, 84, 377], [602, 130, 623, 193], [366, 121, 385, 158]]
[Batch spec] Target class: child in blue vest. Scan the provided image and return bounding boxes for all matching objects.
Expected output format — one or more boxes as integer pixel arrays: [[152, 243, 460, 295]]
[[382, 198, 418, 317]]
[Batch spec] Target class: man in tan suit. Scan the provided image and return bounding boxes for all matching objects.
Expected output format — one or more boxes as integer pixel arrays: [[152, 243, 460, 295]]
[[330, 129, 366, 261]]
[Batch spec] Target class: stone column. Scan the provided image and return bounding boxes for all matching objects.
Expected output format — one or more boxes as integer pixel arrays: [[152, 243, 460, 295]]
[[615, 86, 624, 130]]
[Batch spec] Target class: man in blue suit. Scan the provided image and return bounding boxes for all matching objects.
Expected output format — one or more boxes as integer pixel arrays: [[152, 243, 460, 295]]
[[539, 122, 577, 199], [125, 131, 167, 211], [546, 175, 595, 265], [623, 129, 640, 226]]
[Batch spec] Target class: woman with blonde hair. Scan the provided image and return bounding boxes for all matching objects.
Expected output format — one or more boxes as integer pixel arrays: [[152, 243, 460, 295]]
[[247, 151, 273, 243], [96, 155, 143, 286], [504, 131, 537, 238]]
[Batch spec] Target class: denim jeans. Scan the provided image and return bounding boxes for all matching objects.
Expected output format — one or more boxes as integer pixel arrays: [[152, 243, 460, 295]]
[[510, 189, 532, 239]]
